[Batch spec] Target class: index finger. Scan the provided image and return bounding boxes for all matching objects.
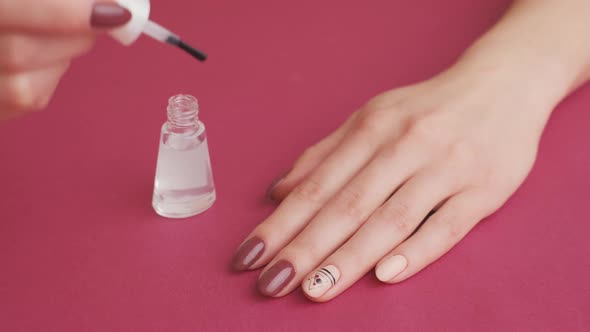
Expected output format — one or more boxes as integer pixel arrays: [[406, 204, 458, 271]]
[[0, 0, 125, 33]]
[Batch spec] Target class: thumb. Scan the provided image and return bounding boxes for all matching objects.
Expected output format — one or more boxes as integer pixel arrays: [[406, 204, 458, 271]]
[[0, 0, 131, 33]]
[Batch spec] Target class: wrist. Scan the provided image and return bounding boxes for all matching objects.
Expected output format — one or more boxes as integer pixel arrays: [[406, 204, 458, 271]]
[[435, 39, 572, 136], [425, 45, 563, 138], [447, 0, 590, 114], [455, 43, 569, 108]]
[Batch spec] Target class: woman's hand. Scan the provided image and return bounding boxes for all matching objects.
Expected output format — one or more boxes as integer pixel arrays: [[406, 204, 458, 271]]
[[0, 0, 131, 120], [232, 0, 590, 302], [232, 58, 562, 301]]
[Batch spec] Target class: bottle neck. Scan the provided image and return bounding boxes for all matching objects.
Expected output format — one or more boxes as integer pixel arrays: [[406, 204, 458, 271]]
[[166, 95, 200, 132]]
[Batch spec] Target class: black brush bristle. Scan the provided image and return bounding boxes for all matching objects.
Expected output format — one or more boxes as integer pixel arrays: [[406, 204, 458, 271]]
[[178, 40, 207, 62], [165, 36, 207, 62]]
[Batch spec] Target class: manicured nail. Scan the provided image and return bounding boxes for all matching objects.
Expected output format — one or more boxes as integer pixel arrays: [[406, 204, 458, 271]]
[[376, 255, 408, 282], [257, 260, 295, 297], [303, 265, 340, 298], [91, 2, 132, 28], [266, 170, 289, 202], [232, 237, 265, 271]]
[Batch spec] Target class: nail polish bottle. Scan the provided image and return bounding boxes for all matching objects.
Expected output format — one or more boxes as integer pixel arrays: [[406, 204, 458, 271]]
[[152, 95, 216, 218]]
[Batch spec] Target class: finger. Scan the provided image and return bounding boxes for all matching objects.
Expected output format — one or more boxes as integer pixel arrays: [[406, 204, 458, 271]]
[[232, 116, 389, 272], [268, 113, 358, 202], [0, 61, 71, 113], [0, 0, 130, 33], [375, 190, 493, 284], [256, 140, 429, 297], [0, 33, 95, 72], [300, 163, 460, 301]]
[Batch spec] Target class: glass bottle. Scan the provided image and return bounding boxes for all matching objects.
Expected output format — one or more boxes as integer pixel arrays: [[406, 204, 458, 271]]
[[152, 94, 216, 218]]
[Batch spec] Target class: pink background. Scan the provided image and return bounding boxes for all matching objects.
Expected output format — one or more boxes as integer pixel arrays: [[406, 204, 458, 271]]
[[1, 0, 589, 331]]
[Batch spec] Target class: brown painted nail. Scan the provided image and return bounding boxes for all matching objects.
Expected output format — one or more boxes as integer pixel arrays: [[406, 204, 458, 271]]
[[91, 2, 132, 28], [266, 170, 290, 203], [257, 260, 295, 297], [232, 237, 265, 271]]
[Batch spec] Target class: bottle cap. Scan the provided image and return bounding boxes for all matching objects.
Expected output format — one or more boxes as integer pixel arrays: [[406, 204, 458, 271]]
[[109, 0, 151, 46]]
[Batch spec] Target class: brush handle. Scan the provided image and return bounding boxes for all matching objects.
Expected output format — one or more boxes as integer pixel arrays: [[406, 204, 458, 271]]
[[143, 20, 178, 43]]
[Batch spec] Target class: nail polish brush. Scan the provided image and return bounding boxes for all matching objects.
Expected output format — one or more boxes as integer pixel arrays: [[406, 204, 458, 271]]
[[109, 0, 207, 62]]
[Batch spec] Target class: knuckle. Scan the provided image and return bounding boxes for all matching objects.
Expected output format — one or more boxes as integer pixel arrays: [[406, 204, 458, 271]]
[[441, 220, 464, 241], [291, 178, 327, 205], [430, 210, 465, 241], [377, 201, 415, 234], [297, 146, 320, 164], [332, 186, 365, 220], [364, 95, 391, 111], [374, 142, 406, 164], [364, 89, 405, 111], [447, 223, 465, 241], [354, 111, 385, 135]]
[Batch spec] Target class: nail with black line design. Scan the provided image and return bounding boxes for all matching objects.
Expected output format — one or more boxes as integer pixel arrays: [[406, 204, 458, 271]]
[[302, 265, 341, 298]]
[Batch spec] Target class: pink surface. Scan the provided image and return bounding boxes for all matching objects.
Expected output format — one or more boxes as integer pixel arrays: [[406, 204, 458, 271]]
[[1, 1, 589, 331]]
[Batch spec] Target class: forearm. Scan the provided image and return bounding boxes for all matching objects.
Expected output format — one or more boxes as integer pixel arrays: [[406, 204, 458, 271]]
[[453, 0, 590, 110]]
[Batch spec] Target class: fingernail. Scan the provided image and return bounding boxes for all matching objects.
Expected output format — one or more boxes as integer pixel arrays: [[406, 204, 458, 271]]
[[257, 260, 295, 297], [376, 255, 408, 282], [91, 2, 132, 28], [303, 265, 340, 298], [266, 170, 289, 202], [232, 237, 265, 271]]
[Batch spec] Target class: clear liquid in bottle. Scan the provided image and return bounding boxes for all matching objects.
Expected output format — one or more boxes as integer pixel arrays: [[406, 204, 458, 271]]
[[152, 95, 216, 218]]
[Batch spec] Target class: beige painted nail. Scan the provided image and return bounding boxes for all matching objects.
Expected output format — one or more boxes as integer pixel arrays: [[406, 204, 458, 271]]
[[303, 265, 340, 298], [376, 255, 408, 282]]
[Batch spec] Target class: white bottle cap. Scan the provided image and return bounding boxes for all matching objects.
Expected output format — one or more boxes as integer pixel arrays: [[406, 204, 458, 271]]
[[109, 0, 151, 46]]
